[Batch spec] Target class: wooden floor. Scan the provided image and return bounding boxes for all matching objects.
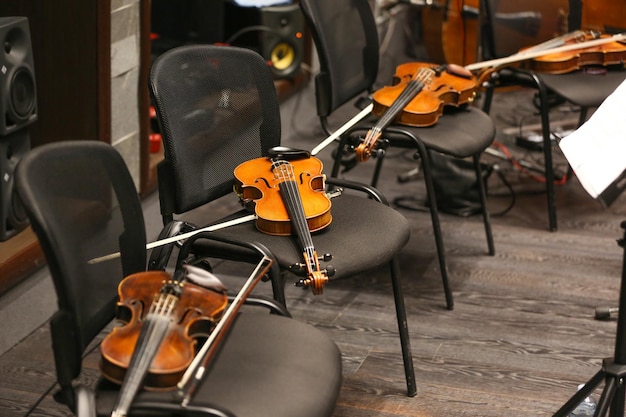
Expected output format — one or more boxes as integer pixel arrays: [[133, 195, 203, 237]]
[[2, 82, 626, 417]]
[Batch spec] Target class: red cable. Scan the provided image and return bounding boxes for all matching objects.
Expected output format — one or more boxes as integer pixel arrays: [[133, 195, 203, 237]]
[[491, 141, 568, 185]]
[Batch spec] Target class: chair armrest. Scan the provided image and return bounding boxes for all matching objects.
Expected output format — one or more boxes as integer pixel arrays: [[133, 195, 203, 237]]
[[326, 176, 389, 205], [176, 233, 288, 312], [148, 220, 197, 270], [228, 294, 291, 317], [130, 401, 235, 417]]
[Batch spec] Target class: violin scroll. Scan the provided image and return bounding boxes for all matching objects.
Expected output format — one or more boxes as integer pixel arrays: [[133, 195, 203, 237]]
[[292, 251, 335, 295]]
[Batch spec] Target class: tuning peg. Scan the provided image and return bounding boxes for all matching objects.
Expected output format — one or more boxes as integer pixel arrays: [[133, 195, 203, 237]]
[[324, 265, 335, 277], [318, 253, 332, 262], [288, 263, 306, 276]]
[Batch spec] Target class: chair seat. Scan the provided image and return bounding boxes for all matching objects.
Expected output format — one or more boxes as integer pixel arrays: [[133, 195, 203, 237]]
[[192, 193, 411, 282], [349, 106, 496, 158], [95, 313, 342, 417], [499, 67, 626, 108], [538, 70, 626, 108]]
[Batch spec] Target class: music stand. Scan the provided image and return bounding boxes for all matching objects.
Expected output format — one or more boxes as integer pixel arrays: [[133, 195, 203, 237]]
[[553, 220, 626, 417]]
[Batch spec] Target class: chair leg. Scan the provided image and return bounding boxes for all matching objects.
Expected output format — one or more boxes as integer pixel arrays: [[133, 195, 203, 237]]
[[473, 155, 495, 256], [532, 76, 558, 232], [421, 148, 454, 310], [370, 151, 386, 188], [538, 87, 558, 232], [389, 256, 417, 397]]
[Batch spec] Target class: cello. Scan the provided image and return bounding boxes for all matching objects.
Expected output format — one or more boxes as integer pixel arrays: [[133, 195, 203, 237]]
[[233, 147, 335, 295]]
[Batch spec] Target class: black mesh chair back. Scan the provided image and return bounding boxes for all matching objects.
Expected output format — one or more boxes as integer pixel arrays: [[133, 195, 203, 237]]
[[149, 45, 281, 218], [302, 0, 379, 125], [14, 140, 147, 409]]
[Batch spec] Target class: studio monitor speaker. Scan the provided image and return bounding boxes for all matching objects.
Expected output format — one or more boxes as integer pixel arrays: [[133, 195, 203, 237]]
[[0, 16, 37, 241], [260, 4, 304, 79]]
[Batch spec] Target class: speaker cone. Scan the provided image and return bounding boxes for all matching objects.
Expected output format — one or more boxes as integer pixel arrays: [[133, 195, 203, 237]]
[[10, 67, 36, 120], [270, 41, 296, 72]]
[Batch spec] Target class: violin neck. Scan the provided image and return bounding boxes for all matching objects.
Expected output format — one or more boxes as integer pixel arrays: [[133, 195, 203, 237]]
[[111, 290, 179, 417], [272, 159, 316, 252], [376, 68, 435, 131]]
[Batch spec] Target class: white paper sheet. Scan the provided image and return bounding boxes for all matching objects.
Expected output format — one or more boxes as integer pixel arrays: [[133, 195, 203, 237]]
[[559, 79, 626, 200]]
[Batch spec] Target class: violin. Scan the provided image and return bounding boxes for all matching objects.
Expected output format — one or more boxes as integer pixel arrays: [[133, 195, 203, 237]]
[[233, 147, 334, 294], [312, 32, 626, 159], [355, 62, 479, 161], [520, 30, 626, 74], [372, 62, 477, 127], [100, 268, 228, 417]]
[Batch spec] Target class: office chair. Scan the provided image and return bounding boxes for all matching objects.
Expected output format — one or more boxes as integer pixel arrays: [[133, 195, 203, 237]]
[[14, 140, 342, 417], [299, 0, 496, 311], [480, 0, 626, 231], [148, 44, 417, 396]]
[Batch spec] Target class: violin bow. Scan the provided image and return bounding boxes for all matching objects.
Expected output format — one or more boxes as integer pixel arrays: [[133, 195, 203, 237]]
[[87, 214, 258, 264], [176, 255, 274, 407], [465, 31, 626, 72], [310, 32, 626, 156], [311, 103, 374, 156], [88, 186, 345, 265]]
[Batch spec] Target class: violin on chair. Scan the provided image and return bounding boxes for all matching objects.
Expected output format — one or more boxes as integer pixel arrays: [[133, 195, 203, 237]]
[[234, 147, 335, 295]]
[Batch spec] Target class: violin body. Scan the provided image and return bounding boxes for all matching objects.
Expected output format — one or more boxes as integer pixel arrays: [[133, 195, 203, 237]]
[[100, 271, 227, 391], [372, 62, 478, 128], [521, 32, 626, 74], [234, 155, 332, 236]]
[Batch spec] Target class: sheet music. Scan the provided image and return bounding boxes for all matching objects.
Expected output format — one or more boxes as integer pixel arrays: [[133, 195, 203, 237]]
[[559, 79, 626, 201]]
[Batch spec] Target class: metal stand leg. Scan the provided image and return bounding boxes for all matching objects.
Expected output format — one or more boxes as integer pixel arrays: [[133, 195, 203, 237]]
[[553, 221, 626, 417]]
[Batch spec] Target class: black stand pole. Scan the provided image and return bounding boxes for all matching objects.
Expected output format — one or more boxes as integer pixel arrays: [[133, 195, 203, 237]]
[[553, 220, 626, 417]]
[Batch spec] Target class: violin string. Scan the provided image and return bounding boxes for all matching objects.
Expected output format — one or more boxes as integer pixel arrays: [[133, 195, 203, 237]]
[[360, 68, 435, 156], [112, 292, 178, 415], [276, 161, 312, 246], [273, 160, 317, 270], [377, 68, 433, 130]]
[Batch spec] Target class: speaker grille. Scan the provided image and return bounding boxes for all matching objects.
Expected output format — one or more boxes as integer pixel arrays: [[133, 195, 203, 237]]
[[10, 67, 36, 119], [0, 17, 36, 241], [261, 4, 304, 79], [0, 16, 37, 136]]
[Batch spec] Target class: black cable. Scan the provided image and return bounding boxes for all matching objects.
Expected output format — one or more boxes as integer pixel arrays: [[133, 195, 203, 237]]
[[225, 25, 279, 46]]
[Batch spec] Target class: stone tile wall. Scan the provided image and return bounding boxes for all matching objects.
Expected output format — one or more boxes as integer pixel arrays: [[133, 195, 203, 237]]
[[110, 0, 141, 189]]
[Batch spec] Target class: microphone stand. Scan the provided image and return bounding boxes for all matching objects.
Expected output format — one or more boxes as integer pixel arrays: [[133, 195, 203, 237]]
[[553, 220, 626, 417]]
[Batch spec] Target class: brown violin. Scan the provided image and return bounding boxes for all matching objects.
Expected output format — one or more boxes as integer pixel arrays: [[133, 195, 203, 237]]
[[520, 30, 626, 74], [355, 62, 479, 162], [100, 268, 227, 417], [234, 147, 334, 294]]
